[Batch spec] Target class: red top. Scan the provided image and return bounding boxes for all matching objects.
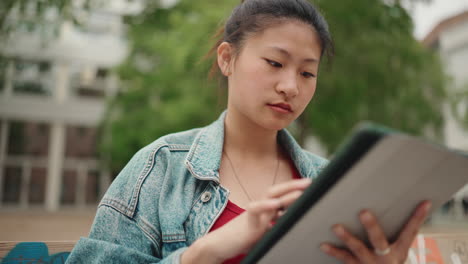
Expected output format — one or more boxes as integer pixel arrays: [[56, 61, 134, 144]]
[[209, 161, 302, 264]]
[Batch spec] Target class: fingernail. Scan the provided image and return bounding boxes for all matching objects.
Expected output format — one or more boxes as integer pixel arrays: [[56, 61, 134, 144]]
[[320, 243, 331, 253], [361, 211, 373, 222], [333, 225, 345, 236], [300, 178, 312, 183], [424, 202, 432, 212]]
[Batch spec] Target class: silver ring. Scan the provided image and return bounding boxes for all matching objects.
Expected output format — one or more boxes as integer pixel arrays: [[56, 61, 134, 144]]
[[374, 247, 391, 256]]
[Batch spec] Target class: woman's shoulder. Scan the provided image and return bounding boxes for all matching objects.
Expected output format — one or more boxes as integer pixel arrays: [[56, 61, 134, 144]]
[[119, 126, 207, 174], [110, 118, 221, 186], [101, 127, 207, 214], [137, 126, 204, 154], [126, 126, 208, 166], [109, 128, 203, 181], [155, 127, 205, 148]]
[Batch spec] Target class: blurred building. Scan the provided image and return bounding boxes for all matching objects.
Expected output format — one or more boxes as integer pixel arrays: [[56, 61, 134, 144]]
[[423, 10, 468, 221], [0, 1, 142, 216], [423, 10, 468, 151]]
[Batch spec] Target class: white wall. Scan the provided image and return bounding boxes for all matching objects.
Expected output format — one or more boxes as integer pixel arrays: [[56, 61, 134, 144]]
[[438, 19, 468, 152]]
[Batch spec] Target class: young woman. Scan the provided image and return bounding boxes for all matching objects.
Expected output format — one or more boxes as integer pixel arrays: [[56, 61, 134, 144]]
[[66, 0, 431, 263]]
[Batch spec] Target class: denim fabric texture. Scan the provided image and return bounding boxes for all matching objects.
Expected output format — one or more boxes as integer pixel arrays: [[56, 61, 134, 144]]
[[66, 111, 328, 263]]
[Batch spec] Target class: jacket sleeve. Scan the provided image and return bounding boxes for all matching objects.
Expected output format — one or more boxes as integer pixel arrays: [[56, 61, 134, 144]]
[[66, 205, 187, 264]]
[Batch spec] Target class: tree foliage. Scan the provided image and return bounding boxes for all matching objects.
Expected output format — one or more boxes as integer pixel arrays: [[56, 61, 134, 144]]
[[101, 0, 448, 172], [0, 0, 114, 45], [0, 0, 77, 41], [303, 0, 447, 151], [100, 0, 236, 172]]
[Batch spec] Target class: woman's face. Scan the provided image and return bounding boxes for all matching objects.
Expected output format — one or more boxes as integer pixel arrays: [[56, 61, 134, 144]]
[[219, 20, 322, 131]]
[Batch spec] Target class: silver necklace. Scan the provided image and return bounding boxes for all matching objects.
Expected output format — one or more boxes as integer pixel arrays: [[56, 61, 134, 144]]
[[223, 149, 280, 201]]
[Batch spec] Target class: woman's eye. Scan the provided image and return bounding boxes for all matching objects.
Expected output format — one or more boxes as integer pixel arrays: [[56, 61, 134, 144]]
[[301, 72, 316, 78], [265, 59, 282, 68]]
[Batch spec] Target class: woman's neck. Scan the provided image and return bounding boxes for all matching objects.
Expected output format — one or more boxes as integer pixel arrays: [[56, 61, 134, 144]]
[[224, 109, 280, 161]]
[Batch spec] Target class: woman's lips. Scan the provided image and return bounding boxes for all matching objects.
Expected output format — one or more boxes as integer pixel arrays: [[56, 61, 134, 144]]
[[268, 103, 293, 113]]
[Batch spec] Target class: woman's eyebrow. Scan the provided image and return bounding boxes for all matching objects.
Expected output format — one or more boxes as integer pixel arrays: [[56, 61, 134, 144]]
[[267, 46, 319, 63]]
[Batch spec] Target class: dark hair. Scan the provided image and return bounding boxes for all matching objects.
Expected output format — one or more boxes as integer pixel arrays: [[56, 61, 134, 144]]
[[207, 0, 334, 78]]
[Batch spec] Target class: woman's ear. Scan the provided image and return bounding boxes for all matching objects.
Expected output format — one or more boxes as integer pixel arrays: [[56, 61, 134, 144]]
[[217, 42, 233, 76]]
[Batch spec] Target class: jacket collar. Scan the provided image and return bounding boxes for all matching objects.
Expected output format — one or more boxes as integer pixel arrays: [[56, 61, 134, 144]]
[[184, 111, 226, 183], [184, 111, 320, 182]]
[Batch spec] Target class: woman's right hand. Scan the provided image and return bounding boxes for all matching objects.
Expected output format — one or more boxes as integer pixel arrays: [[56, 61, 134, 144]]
[[181, 178, 312, 264]]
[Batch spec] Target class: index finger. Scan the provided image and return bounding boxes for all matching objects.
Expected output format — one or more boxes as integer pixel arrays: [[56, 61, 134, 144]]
[[267, 178, 312, 198]]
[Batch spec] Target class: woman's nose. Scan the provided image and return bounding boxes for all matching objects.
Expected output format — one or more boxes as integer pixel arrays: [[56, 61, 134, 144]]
[[276, 72, 299, 98]]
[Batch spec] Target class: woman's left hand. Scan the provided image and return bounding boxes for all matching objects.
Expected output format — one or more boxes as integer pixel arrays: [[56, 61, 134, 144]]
[[320, 201, 432, 264]]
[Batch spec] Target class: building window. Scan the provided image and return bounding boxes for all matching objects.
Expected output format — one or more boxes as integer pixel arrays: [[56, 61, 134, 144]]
[[96, 68, 108, 79], [70, 65, 108, 98], [1, 120, 108, 209], [59, 168, 105, 206], [0, 57, 8, 92], [39, 61, 51, 73], [0, 120, 3, 142], [86, 170, 100, 204], [61, 169, 77, 205], [8, 121, 50, 157], [1, 120, 49, 208], [8, 121, 25, 155], [13, 59, 52, 96], [29, 167, 47, 204], [65, 125, 98, 158], [2, 166, 22, 204]]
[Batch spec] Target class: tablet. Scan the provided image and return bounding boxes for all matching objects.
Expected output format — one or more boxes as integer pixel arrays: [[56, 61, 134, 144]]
[[242, 124, 468, 264]]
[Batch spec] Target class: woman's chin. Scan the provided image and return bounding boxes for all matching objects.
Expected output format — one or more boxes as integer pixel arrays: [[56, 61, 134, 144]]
[[259, 119, 292, 132]]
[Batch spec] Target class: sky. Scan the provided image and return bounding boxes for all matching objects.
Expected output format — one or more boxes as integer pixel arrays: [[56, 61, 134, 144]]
[[410, 0, 468, 39]]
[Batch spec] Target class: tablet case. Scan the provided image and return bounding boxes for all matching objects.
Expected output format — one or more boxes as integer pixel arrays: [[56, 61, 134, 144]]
[[242, 124, 468, 264]]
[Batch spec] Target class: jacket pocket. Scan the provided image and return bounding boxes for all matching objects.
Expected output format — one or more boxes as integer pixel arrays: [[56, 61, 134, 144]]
[[161, 228, 187, 257]]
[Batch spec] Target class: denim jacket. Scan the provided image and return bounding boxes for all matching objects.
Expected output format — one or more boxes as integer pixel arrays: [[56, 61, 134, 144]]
[[66, 112, 328, 264]]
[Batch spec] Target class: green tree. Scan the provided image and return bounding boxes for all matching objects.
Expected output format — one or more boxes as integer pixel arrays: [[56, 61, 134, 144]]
[[100, 0, 237, 172], [302, 0, 447, 152], [102, 0, 448, 172], [0, 0, 82, 41]]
